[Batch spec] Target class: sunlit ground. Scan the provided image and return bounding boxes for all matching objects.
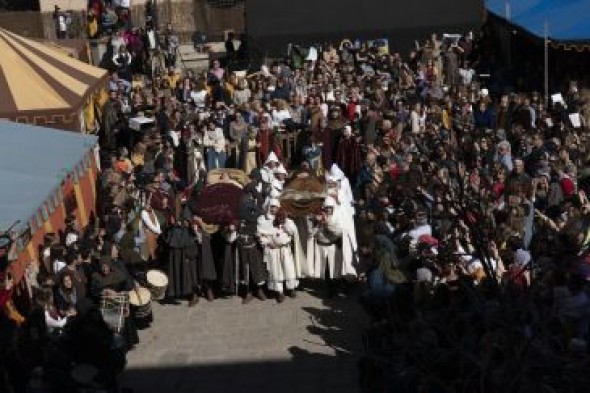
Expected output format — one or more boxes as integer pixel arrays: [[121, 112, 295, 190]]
[[120, 283, 367, 393]]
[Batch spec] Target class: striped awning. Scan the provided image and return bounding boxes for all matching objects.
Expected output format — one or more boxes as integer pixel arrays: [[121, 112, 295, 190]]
[[0, 28, 107, 127]]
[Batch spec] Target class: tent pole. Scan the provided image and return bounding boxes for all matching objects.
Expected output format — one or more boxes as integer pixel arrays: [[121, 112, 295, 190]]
[[544, 20, 549, 107], [505, 0, 511, 20]]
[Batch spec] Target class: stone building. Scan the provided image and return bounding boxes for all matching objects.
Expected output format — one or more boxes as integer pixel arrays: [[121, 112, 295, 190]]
[[0, 0, 245, 42]]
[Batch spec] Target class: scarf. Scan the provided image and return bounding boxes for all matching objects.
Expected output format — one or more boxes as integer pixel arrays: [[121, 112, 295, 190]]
[[59, 287, 77, 308]]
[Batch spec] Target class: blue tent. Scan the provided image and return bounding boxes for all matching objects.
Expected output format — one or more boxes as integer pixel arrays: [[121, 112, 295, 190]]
[[0, 121, 98, 233], [487, 0, 590, 42]]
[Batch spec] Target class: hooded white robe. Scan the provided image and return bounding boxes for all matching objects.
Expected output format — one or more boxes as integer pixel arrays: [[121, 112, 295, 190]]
[[325, 184, 358, 276], [329, 164, 355, 214], [257, 213, 303, 293], [260, 151, 280, 184], [310, 208, 344, 279]]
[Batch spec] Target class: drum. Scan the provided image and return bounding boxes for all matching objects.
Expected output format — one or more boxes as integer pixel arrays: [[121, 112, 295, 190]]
[[146, 270, 169, 300], [100, 293, 128, 334], [128, 287, 153, 329]]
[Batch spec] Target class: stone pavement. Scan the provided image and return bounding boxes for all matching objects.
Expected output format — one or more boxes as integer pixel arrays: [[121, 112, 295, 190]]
[[120, 283, 368, 393]]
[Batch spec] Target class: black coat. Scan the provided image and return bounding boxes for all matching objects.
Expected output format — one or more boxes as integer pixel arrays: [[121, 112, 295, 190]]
[[54, 288, 80, 316], [163, 225, 199, 298]]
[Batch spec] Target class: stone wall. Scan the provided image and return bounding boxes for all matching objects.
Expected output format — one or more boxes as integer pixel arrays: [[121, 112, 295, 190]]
[[129, 0, 196, 41], [38, 0, 86, 13], [130, 0, 244, 42], [0, 12, 44, 38], [40, 9, 86, 39], [205, 1, 244, 39], [1, 0, 245, 42]]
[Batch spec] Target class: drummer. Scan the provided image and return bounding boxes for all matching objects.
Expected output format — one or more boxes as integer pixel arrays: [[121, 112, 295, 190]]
[[90, 256, 139, 349]]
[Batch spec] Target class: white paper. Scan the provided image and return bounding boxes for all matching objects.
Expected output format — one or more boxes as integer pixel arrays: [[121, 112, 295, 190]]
[[148, 31, 156, 50], [569, 113, 582, 128], [551, 93, 565, 106], [442, 34, 462, 45], [305, 47, 318, 62], [545, 118, 553, 127], [129, 117, 155, 131]]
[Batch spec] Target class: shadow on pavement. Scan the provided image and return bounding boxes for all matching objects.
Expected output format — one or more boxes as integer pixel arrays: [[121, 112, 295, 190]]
[[121, 283, 367, 393], [121, 348, 359, 393]]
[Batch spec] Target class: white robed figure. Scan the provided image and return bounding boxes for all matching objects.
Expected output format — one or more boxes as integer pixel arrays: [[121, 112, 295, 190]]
[[263, 163, 287, 211], [257, 199, 303, 302], [293, 215, 317, 278], [310, 197, 344, 279], [324, 164, 358, 276], [260, 151, 280, 185], [328, 164, 355, 212]]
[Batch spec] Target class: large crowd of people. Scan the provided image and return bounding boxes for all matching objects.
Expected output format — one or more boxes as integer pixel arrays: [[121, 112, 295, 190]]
[[2, 6, 590, 392]]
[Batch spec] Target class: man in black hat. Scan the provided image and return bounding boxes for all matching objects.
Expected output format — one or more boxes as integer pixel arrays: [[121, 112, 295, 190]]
[[235, 187, 267, 304]]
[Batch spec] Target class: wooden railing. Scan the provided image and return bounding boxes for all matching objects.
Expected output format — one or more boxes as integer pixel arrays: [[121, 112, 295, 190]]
[[225, 129, 301, 164]]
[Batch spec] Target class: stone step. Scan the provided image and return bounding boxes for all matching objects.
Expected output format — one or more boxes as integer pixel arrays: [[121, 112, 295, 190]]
[[178, 59, 209, 71], [175, 41, 236, 71]]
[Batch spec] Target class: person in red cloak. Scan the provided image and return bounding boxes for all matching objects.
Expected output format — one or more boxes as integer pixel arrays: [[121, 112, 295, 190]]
[[336, 125, 362, 180], [326, 106, 346, 166], [256, 113, 282, 164], [316, 117, 333, 170]]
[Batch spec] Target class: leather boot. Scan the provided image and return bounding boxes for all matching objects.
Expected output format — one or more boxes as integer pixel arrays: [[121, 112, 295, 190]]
[[188, 293, 199, 307], [206, 287, 215, 302], [242, 292, 254, 304], [276, 292, 285, 303], [286, 289, 297, 299], [255, 287, 267, 301]]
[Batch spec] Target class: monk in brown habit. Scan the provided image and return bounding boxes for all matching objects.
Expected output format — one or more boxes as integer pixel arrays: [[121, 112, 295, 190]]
[[335, 125, 362, 180]]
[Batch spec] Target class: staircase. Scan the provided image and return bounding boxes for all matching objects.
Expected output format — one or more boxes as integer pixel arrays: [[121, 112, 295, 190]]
[[176, 44, 210, 72]]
